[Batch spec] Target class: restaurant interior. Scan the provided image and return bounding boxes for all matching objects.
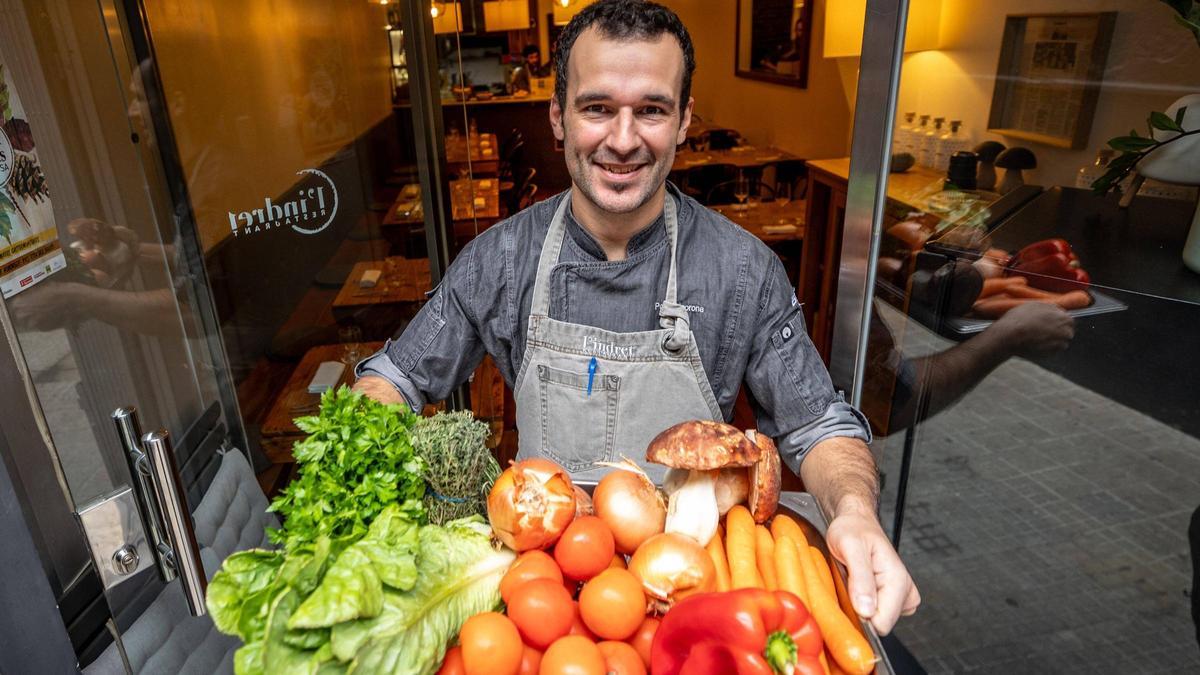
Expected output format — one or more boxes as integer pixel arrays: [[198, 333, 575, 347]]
[[3, 0, 1200, 671]]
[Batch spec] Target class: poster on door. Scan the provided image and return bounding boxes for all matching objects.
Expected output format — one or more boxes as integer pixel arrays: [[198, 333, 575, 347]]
[[0, 61, 65, 299]]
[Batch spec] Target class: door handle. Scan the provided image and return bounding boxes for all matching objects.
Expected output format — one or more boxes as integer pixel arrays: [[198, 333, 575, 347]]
[[111, 407, 208, 616]]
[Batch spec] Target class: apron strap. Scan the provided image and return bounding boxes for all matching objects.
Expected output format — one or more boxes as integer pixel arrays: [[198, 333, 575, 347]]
[[529, 192, 573, 318]]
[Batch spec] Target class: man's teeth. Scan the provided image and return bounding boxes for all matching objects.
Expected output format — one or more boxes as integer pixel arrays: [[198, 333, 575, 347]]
[[603, 164, 639, 174]]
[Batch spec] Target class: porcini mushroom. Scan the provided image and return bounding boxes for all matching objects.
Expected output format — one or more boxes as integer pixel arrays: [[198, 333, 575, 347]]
[[647, 420, 762, 546], [744, 429, 782, 523], [972, 141, 1006, 191], [994, 146, 1037, 194]]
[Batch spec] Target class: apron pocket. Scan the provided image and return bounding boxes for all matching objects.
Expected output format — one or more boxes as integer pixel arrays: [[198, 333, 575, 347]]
[[537, 364, 619, 472]]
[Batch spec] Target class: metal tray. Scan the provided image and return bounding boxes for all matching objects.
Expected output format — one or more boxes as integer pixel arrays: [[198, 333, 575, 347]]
[[578, 483, 894, 674], [943, 287, 1127, 336]]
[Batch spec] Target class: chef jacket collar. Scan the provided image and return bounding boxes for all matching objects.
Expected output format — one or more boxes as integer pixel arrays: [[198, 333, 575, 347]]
[[564, 196, 669, 262]]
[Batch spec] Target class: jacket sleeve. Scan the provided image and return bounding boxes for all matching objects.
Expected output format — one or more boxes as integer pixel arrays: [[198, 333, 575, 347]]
[[742, 255, 871, 475], [354, 240, 486, 411]]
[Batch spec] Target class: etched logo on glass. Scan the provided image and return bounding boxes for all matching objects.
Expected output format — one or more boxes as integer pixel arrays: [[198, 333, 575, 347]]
[[226, 167, 339, 237]]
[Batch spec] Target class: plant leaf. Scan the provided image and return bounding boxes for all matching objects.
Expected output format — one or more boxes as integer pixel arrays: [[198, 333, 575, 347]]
[[1150, 111, 1184, 133], [1176, 105, 1190, 126], [1108, 136, 1157, 152]]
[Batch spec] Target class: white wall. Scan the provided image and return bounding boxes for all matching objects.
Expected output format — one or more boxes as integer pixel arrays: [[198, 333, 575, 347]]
[[896, 1, 1200, 187]]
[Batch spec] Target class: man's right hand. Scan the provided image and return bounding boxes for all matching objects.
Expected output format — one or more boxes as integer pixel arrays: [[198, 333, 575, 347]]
[[352, 375, 407, 406], [990, 301, 1076, 357]]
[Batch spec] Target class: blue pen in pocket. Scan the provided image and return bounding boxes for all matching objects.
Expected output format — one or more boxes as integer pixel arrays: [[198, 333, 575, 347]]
[[586, 357, 597, 396]]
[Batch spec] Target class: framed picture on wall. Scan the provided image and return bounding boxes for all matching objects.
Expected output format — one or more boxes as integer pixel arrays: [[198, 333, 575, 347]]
[[987, 12, 1117, 149], [735, 0, 813, 88]]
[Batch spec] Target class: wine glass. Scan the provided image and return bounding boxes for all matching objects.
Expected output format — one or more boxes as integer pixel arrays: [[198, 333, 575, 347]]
[[733, 172, 750, 210], [339, 325, 364, 365]]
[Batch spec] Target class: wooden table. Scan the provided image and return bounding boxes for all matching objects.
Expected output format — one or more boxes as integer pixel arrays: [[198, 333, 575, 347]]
[[260, 341, 384, 462], [672, 145, 801, 172], [710, 200, 806, 244], [333, 257, 432, 310], [384, 179, 501, 226], [446, 132, 500, 175]]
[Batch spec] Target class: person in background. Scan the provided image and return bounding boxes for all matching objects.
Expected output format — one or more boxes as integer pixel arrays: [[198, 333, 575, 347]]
[[509, 44, 550, 94]]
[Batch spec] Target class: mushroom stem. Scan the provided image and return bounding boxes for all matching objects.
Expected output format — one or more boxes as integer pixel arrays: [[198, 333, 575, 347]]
[[664, 470, 719, 546]]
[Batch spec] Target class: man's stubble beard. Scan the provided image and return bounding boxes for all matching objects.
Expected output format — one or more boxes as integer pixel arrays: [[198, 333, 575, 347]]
[[563, 122, 676, 216]]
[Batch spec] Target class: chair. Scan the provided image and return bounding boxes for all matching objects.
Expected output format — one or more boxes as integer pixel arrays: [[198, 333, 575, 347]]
[[682, 163, 738, 203], [498, 129, 526, 183], [517, 183, 539, 211], [706, 129, 743, 150], [764, 159, 808, 201], [504, 167, 537, 214]]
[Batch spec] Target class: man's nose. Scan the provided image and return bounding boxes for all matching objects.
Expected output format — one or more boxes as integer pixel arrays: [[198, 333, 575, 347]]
[[605, 109, 642, 158]]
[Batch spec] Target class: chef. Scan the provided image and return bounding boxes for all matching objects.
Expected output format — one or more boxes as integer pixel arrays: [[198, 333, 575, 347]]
[[354, 0, 919, 634]]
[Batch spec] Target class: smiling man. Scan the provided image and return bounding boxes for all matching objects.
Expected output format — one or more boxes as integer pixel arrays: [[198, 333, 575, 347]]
[[354, 0, 919, 634]]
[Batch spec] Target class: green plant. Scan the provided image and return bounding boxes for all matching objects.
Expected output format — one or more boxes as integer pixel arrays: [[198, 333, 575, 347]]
[[1091, 1, 1200, 195]]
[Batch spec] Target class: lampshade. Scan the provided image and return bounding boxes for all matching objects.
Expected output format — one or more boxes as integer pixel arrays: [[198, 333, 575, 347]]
[[431, 2, 462, 34], [483, 0, 530, 31], [552, 0, 592, 26], [824, 0, 941, 58]]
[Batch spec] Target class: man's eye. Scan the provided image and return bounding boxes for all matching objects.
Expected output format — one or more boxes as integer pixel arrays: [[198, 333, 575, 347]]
[[641, 106, 666, 116], [583, 104, 608, 114]]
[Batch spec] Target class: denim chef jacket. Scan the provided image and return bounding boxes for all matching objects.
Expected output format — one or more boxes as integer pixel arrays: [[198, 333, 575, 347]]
[[356, 188, 871, 474]]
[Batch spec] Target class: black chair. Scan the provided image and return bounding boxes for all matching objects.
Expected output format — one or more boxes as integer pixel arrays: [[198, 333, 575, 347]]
[[498, 129, 526, 183], [706, 129, 743, 150], [764, 159, 808, 201], [682, 163, 738, 203], [504, 167, 537, 215]]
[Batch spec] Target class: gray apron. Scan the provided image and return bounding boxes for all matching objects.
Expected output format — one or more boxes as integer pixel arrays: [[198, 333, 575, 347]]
[[514, 190, 723, 483]]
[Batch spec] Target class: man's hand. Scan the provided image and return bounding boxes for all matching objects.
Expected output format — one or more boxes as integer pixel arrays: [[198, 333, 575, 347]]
[[800, 436, 918, 634], [352, 375, 407, 406], [988, 301, 1075, 358], [824, 499, 920, 635]]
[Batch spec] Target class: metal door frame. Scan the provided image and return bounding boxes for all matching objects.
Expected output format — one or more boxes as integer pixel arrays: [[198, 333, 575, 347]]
[[828, 0, 911, 403]]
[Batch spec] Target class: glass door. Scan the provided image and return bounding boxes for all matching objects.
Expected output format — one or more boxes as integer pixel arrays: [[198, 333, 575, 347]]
[[0, 0, 248, 670]]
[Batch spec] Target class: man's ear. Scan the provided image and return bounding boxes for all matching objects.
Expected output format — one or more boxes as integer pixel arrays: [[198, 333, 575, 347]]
[[676, 96, 695, 146], [549, 98, 565, 142]]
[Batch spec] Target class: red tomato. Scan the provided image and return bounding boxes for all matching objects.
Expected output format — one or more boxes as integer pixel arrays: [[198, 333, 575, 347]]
[[597, 641, 646, 675], [539, 635, 606, 675], [507, 578, 575, 649], [437, 646, 466, 675], [626, 616, 659, 669], [554, 516, 616, 581], [460, 612, 522, 675], [567, 601, 595, 640], [502, 551, 564, 604], [518, 645, 543, 675], [578, 568, 646, 640]]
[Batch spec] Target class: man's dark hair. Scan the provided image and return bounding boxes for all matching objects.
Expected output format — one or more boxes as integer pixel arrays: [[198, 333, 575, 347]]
[[553, 0, 695, 114], [523, 44, 541, 58]]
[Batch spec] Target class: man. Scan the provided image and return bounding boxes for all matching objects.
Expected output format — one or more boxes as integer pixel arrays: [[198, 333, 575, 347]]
[[510, 44, 550, 94], [354, 0, 918, 634]]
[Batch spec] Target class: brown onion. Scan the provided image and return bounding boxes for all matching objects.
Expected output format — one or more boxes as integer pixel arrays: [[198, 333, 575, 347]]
[[627, 532, 715, 604], [594, 463, 666, 554], [487, 458, 577, 551], [573, 484, 594, 517]]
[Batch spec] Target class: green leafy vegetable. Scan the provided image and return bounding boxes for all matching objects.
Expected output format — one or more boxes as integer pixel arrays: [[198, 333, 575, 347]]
[[268, 386, 426, 550], [412, 411, 501, 524]]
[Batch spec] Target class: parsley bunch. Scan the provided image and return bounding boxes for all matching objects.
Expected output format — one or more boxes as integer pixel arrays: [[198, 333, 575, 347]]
[[268, 386, 426, 550]]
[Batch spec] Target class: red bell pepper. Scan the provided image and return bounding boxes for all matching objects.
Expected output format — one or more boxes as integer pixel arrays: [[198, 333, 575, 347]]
[[651, 589, 824, 675], [1006, 239, 1091, 293]]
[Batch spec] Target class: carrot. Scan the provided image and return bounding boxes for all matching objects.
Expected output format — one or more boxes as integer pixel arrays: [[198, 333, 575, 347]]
[[706, 525, 732, 592], [1055, 290, 1091, 310], [979, 276, 1026, 298], [1003, 282, 1059, 300], [971, 295, 1031, 318], [796, 538, 875, 675], [770, 514, 809, 549], [774, 536, 809, 607], [825, 650, 846, 675], [809, 545, 837, 598], [755, 526, 778, 590], [725, 506, 761, 589]]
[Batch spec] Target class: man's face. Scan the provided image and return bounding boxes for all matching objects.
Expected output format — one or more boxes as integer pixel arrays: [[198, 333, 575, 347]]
[[550, 28, 693, 216], [527, 51, 541, 68]]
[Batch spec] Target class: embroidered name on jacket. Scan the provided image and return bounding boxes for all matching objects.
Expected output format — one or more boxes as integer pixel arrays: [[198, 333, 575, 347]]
[[581, 336, 634, 359]]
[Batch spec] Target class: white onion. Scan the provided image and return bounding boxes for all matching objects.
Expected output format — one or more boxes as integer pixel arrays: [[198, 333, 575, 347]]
[[628, 532, 716, 604], [593, 463, 666, 554], [487, 458, 577, 551]]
